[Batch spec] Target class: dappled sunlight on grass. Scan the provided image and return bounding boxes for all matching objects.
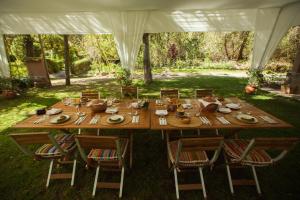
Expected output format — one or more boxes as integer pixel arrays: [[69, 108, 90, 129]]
[[251, 95, 274, 100]]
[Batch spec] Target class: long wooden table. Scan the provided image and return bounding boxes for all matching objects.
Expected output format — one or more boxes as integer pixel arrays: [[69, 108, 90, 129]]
[[14, 100, 150, 168], [150, 98, 292, 130], [13, 98, 293, 167]]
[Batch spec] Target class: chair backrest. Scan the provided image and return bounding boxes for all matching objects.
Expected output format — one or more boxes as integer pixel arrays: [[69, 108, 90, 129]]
[[121, 86, 138, 99], [241, 137, 300, 163], [176, 137, 224, 165], [160, 89, 179, 99], [81, 90, 100, 100], [10, 132, 52, 156], [75, 135, 121, 162], [195, 89, 213, 98]]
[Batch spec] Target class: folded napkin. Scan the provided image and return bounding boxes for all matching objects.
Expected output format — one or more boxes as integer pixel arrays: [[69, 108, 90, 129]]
[[159, 117, 167, 125], [132, 115, 140, 123], [182, 104, 192, 109]]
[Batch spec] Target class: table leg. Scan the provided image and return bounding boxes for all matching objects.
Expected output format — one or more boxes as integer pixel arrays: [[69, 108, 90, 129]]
[[166, 130, 170, 168], [130, 131, 133, 168]]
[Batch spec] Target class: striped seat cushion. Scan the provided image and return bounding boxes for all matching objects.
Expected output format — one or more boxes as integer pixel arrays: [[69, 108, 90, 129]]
[[224, 139, 272, 166], [35, 134, 75, 157], [88, 138, 129, 161], [169, 140, 209, 167]]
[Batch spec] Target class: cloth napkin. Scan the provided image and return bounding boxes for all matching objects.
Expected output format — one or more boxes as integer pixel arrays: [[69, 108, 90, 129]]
[[132, 115, 140, 123], [159, 117, 167, 125]]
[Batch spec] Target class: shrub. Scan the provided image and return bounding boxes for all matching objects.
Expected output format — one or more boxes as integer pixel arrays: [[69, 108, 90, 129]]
[[71, 57, 91, 75], [115, 68, 132, 86], [46, 58, 64, 74]]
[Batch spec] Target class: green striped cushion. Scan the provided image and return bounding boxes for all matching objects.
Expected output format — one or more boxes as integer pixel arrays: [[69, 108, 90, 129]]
[[169, 140, 209, 167], [88, 138, 128, 161], [35, 134, 75, 157], [224, 139, 272, 165]]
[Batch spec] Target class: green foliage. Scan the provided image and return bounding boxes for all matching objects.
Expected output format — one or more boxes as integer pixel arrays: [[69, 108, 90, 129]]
[[247, 68, 265, 87], [45, 58, 64, 74], [71, 57, 91, 75], [115, 68, 132, 86]]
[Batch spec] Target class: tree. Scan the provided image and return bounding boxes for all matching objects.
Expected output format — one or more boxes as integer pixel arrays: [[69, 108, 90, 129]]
[[24, 35, 34, 58], [143, 33, 152, 84], [63, 35, 71, 86]]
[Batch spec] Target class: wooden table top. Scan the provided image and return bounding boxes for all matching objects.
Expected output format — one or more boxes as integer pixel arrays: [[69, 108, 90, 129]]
[[14, 100, 150, 129], [13, 98, 293, 131], [149, 98, 293, 130]]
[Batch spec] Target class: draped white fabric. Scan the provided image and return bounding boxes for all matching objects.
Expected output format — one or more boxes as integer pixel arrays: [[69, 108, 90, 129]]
[[251, 8, 280, 69], [0, 35, 10, 77], [1, 0, 300, 77], [109, 12, 149, 70], [146, 9, 257, 33], [252, 2, 300, 68]]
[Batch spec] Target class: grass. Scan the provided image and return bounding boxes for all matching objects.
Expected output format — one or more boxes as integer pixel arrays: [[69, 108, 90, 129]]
[[1, 75, 300, 200]]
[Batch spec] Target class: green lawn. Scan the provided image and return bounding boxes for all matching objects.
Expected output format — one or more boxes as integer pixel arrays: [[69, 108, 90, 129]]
[[1, 75, 300, 200]]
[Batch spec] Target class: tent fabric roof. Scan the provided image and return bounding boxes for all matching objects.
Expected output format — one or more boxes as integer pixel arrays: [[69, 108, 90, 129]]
[[1, 0, 300, 77], [0, 0, 298, 12]]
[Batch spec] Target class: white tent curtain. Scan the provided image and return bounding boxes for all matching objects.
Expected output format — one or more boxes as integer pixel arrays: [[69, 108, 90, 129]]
[[252, 2, 300, 69], [0, 3, 300, 76], [0, 35, 10, 77], [251, 8, 280, 69], [145, 9, 257, 33], [109, 11, 149, 70]]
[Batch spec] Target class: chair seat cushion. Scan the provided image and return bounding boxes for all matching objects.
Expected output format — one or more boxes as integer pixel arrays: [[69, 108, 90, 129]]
[[88, 138, 128, 161], [224, 139, 272, 166], [35, 134, 75, 158], [168, 140, 209, 167]]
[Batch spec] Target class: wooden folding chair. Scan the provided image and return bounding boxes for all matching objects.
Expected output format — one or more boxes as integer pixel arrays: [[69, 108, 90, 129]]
[[160, 89, 179, 99], [195, 89, 213, 98], [224, 137, 300, 195], [75, 135, 129, 198], [9, 132, 77, 188], [121, 86, 138, 99], [81, 90, 100, 100], [167, 137, 224, 199]]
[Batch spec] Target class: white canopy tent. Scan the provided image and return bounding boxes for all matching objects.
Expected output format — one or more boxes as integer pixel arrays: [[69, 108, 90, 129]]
[[0, 0, 300, 77]]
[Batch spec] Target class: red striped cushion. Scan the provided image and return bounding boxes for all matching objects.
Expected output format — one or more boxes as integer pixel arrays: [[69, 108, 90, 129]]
[[169, 140, 209, 167], [224, 139, 272, 165], [35, 134, 75, 157], [88, 138, 128, 161]]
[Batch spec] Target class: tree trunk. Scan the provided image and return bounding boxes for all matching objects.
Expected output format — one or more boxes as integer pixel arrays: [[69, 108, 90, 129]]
[[63, 35, 71, 86], [224, 34, 230, 60], [24, 35, 34, 58], [237, 31, 249, 61], [143, 33, 153, 84], [38, 35, 51, 86]]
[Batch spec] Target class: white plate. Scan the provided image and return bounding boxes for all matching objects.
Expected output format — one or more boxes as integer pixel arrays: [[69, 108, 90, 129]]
[[155, 110, 168, 116], [182, 104, 192, 109], [50, 114, 70, 124], [105, 107, 118, 114], [46, 108, 62, 115], [236, 114, 258, 124], [218, 107, 232, 114], [226, 103, 241, 110], [107, 115, 124, 124]]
